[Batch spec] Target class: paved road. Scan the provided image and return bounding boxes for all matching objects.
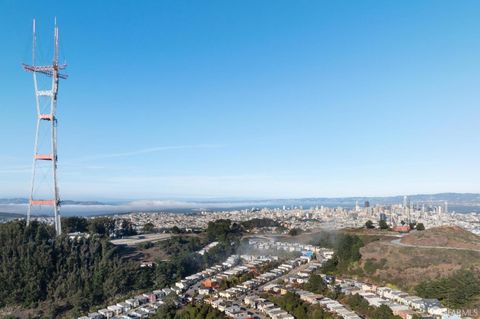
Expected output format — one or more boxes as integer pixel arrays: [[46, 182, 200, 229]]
[[387, 238, 480, 253], [257, 262, 311, 291], [231, 261, 313, 319], [111, 233, 172, 245]]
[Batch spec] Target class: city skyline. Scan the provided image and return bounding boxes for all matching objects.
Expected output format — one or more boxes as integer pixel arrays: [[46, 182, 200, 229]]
[[2, 1, 480, 199]]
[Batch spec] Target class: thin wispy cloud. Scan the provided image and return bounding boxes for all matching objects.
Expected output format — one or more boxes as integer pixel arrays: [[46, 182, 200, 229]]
[[71, 144, 225, 162]]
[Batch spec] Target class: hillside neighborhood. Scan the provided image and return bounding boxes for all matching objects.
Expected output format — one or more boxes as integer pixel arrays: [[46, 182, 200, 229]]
[[77, 239, 460, 319]]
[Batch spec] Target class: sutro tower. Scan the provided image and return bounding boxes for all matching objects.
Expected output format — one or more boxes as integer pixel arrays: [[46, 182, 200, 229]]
[[23, 19, 67, 236]]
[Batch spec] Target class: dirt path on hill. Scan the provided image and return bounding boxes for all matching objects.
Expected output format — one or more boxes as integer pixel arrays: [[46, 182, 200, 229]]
[[386, 238, 480, 253]]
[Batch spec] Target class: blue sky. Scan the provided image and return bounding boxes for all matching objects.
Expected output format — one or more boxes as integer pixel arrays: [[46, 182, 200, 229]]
[[1, 0, 480, 200]]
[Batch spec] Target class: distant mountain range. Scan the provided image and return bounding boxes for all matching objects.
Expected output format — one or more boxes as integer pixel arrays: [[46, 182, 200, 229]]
[[1, 193, 479, 216], [254, 193, 480, 207]]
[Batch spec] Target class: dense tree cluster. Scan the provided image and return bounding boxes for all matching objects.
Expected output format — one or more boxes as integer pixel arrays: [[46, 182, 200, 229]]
[[143, 222, 155, 233], [148, 221, 241, 291], [415, 223, 425, 231], [206, 219, 242, 242], [62, 216, 136, 237], [150, 301, 225, 319], [62, 216, 89, 233], [365, 220, 389, 230], [0, 220, 151, 318], [151, 253, 204, 289], [288, 228, 303, 236], [304, 274, 327, 294], [378, 220, 389, 230], [268, 292, 334, 319], [240, 218, 280, 230], [0, 218, 242, 318], [322, 234, 364, 274], [341, 294, 402, 319], [155, 242, 238, 287], [157, 236, 207, 257], [174, 303, 225, 319], [415, 270, 480, 308]]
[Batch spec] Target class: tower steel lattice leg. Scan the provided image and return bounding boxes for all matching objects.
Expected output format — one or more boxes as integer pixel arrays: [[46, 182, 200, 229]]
[[23, 19, 67, 236]]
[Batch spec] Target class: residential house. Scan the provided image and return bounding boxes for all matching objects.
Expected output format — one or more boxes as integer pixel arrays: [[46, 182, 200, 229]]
[[107, 305, 123, 316]]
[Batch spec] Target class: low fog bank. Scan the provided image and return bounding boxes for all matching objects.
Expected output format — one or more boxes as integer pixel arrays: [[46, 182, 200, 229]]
[[0, 199, 288, 217]]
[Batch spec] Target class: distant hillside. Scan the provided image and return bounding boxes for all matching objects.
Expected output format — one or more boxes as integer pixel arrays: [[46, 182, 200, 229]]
[[401, 225, 480, 250], [349, 227, 480, 298], [260, 193, 480, 206], [0, 212, 24, 220], [0, 198, 28, 204]]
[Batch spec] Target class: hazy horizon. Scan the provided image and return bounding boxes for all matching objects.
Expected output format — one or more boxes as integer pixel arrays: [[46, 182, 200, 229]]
[[2, 192, 480, 216]]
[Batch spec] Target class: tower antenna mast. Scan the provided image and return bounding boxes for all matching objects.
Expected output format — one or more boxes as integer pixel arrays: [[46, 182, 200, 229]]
[[22, 18, 68, 236]]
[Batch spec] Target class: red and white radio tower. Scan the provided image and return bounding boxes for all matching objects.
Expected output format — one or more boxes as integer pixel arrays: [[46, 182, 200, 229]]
[[22, 19, 68, 236]]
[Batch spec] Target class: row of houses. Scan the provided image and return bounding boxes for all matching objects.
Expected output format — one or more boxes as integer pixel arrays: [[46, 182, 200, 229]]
[[337, 278, 457, 319], [283, 262, 324, 285], [251, 285, 361, 319], [201, 256, 274, 291], [197, 241, 219, 255], [259, 266, 362, 319], [259, 264, 443, 319], [240, 254, 279, 262], [280, 269, 458, 319], [78, 289, 174, 319], [296, 290, 362, 319], [78, 255, 241, 319], [206, 257, 312, 319], [248, 239, 335, 263], [376, 287, 444, 316], [209, 298, 253, 319], [175, 254, 241, 291], [244, 295, 294, 319], [248, 238, 319, 253], [214, 257, 309, 300], [197, 255, 297, 319]]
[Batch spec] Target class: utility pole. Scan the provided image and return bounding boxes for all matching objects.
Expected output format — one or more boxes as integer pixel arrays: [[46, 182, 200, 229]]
[[22, 18, 68, 236]]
